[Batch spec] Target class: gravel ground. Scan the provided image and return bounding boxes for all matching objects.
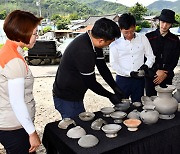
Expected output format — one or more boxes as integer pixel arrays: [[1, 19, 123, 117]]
[[0, 61, 180, 154]]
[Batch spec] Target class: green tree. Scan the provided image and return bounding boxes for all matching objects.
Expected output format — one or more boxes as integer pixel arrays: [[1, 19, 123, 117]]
[[129, 3, 147, 21], [173, 14, 180, 27], [0, 10, 7, 19], [140, 21, 151, 28], [51, 14, 62, 23], [51, 14, 70, 30], [69, 13, 79, 20], [135, 25, 142, 32], [56, 19, 69, 30], [43, 26, 52, 33]]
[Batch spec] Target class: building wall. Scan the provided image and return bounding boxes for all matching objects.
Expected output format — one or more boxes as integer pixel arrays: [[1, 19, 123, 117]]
[[0, 20, 7, 44]]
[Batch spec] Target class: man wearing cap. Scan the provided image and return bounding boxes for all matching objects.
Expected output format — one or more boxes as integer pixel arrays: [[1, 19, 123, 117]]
[[145, 9, 180, 96]]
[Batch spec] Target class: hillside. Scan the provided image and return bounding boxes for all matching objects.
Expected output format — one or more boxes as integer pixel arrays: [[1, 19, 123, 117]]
[[74, 0, 128, 14], [0, 0, 128, 19], [0, 0, 179, 19], [147, 0, 180, 13]]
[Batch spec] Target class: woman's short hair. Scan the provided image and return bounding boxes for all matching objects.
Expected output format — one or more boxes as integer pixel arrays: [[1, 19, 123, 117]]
[[3, 10, 43, 44]]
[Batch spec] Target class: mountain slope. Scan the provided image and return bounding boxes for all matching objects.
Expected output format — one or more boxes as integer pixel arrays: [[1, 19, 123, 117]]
[[74, 0, 128, 14], [0, 0, 128, 18], [147, 0, 180, 13]]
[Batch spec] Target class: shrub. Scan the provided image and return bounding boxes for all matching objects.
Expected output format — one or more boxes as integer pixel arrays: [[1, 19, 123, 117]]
[[136, 26, 142, 32], [140, 21, 151, 28]]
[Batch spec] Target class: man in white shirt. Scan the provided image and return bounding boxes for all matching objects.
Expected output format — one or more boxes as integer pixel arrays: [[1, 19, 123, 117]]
[[109, 13, 155, 103]]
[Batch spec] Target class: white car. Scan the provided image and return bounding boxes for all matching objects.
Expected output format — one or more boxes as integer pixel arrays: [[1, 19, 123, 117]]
[[59, 37, 110, 62], [58, 38, 74, 55]]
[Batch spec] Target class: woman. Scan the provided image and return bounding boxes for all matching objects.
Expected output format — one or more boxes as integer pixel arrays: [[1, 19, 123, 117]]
[[0, 10, 43, 153]]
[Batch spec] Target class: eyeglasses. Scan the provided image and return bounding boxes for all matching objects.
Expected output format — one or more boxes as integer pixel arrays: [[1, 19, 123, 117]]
[[121, 27, 135, 36], [122, 31, 135, 36]]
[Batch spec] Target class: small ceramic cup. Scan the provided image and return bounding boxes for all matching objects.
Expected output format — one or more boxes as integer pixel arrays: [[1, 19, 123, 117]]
[[123, 119, 141, 131]]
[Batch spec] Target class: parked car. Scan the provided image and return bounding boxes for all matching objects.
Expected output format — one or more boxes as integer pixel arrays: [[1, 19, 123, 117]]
[[58, 38, 74, 55], [60, 38, 110, 61]]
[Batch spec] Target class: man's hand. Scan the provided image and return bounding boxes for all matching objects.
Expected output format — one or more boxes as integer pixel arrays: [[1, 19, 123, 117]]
[[138, 64, 148, 72], [113, 86, 125, 101], [109, 94, 121, 105], [153, 70, 168, 84], [29, 131, 41, 153], [130, 71, 143, 78]]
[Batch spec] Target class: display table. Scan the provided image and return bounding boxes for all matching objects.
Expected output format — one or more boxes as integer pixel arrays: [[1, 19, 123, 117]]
[[42, 110, 180, 154]]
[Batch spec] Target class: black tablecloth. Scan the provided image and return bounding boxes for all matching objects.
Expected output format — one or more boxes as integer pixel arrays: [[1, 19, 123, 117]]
[[42, 110, 180, 154]]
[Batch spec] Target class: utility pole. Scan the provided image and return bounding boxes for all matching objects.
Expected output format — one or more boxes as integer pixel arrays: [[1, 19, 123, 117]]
[[36, 0, 42, 17], [36, 0, 43, 34]]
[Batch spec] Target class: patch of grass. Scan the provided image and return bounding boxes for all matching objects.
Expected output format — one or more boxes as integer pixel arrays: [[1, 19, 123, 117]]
[[23, 47, 28, 51], [0, 44, 4, 49]]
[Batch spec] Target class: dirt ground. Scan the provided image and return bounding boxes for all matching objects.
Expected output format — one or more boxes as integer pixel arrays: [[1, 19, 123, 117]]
[[0, 62, 180, 154]]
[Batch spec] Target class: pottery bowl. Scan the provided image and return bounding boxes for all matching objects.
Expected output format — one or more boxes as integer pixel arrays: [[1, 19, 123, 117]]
[[110, 111, 127, 119], [67, 126, 86, 139], [78, 134, 99, 148], [114, 99, 130, 111], [123, 119, 141, 131], [101, 107, 115, 116], [79, 112, 95, 121], [132, 101, 142, 107], [102, 124, 122, 138], [91, 118, 107, 130], [58, 118, 76, 129]]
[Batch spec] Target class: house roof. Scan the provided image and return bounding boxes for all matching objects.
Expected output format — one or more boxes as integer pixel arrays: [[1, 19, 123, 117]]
[[75, 25, 93, 33], [70, 25, 83, 30], [142, 15, 156, 20]]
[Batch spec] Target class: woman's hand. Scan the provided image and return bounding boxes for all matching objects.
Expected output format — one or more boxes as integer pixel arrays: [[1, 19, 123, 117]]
[[29, 131, 41, 153]]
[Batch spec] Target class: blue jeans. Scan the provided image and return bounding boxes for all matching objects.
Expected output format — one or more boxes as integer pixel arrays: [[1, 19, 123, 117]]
[[0, 128, 31, 154], [116, 75, 145, 102], [53, 96, 85, 119]]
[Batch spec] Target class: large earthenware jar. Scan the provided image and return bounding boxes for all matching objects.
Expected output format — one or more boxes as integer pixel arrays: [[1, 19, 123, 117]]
[[153, 85, 178, 119], [173, 89, 180, 103]]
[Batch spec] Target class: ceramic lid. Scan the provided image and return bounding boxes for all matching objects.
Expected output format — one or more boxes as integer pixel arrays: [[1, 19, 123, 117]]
[[67, 126, 86, 139], [78, 134, 99, 148]]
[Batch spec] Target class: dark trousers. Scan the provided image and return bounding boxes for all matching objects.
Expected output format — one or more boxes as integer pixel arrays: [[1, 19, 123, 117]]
[[116, 75, 145, 102], [0, 128, 31, 154], [53, 96, 85, 119], [145, 77, 173, 97]]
